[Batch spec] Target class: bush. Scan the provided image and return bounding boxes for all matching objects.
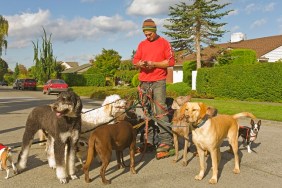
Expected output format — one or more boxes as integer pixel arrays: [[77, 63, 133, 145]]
[[196, 63, 282, 102], [131, 73, 140, 87], [166, 82, 191, 98], [182, 61, 196, 85], [216, 48, 257, 66]]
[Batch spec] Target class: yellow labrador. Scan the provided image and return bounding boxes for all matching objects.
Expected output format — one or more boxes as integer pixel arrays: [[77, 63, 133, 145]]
[[172, 96, 217, 166], [183, 102, 255, 184]]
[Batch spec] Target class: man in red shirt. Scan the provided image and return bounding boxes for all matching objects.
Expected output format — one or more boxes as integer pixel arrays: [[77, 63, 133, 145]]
[[133, 19, 175, 159]]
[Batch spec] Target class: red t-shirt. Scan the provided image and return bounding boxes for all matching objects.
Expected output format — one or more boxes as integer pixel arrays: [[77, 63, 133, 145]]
[[133, 36, 175, 81]]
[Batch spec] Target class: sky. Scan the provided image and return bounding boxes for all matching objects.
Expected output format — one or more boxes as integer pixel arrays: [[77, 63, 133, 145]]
[[1, 0, 282, 70]]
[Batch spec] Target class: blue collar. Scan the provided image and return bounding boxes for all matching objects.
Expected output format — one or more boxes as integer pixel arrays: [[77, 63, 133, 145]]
[[192, 115, 209, 129]]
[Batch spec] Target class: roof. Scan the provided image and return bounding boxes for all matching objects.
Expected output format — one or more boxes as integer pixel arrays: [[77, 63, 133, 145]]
[[61, 63, 92, 74], [60, 61, 79, 69], [176, 34, 282, 65]]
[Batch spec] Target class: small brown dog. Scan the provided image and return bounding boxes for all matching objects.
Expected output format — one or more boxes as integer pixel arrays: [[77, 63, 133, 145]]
[[83, 120, 137, 185], [183, 102, 255, 184], [0, 144, 17, 179], [171, 96, 218, 166]]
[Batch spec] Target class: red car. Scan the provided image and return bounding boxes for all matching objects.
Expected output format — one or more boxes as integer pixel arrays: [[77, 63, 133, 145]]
[[19, 79, 37, 90], [43, 79, 68, 95]]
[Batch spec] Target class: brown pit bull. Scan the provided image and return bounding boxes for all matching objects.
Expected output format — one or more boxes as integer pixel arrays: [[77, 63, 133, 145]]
[[83, 120, 137, 185]]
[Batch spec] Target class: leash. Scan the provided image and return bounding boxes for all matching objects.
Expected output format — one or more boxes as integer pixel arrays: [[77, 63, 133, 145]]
[[81, 98, 123, 114], [10, 139, 48, 150], [80, 100, 139, 134]]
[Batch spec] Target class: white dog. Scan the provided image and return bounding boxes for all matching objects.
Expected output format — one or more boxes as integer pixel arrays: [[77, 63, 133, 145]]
[[81, 94, 127, 126]]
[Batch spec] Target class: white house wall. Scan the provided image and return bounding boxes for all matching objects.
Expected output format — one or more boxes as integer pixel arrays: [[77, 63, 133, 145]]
[[173, 67, 183, 83], [262, 45, 282, 62]]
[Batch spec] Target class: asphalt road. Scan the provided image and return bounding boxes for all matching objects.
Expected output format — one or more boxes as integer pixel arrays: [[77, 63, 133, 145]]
[[0, 86, 282, 188]]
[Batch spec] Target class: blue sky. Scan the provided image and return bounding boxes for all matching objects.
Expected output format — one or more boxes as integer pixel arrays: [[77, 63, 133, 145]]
[[1, 0, 282, 70]]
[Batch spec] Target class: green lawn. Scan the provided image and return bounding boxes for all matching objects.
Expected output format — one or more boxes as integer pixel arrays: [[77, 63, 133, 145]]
[[71, 86, 282, 122], [193, 98, 282, 122]]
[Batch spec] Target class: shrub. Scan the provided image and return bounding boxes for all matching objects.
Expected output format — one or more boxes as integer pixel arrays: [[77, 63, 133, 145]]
[[131, 73, 140, 87], [182, 61, 196, 85], [166, 82, 191, 98], [196, 63, 282, 102]]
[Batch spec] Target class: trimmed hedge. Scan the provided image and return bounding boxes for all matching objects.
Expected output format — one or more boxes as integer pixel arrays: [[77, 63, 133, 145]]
[[196, 63, 282, 102], [62, 73, 106, 87]]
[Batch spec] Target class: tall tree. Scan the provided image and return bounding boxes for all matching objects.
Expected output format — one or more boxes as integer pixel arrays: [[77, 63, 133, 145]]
[[0, 15, 8, 57], [0, 58, 8, 80], [13, 63, 19, 79], [163, 0, 232, 69], [33, 27, 57, 83], [93, 48, 121, 77]]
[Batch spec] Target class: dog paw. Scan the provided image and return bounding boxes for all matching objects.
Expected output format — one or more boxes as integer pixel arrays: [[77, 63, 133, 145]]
[[130, 168, 137, 174], [102, 179, 111, 185], [182, 161, 188, 167], [233, 168, 240, 174], [209, 178, 217, 184], [70, 175, 78, 180], [194, 175, 203, 181], [59, 178, 68, 184]]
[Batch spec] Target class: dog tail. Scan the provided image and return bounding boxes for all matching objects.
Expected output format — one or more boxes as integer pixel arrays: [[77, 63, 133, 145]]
[[233, 112, 256, 119], [83, 136, 96, 171]]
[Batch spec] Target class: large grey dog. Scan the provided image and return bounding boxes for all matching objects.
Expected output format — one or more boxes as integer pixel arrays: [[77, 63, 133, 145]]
[[16, 91, 82, 184]]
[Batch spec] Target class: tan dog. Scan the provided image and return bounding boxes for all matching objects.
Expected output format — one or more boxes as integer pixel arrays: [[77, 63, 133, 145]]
[[83, 120, 137, 185], [0, 144, 17, 179], [171, 96, 218, 166], [183, 102, 255, 184], [171, 95, 191, 166]]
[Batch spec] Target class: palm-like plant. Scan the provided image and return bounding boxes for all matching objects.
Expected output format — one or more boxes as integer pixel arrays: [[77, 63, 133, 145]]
[[0, 15, 9, 57]]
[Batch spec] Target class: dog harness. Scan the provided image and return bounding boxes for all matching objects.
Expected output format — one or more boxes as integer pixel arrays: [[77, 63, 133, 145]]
[[239, 126, 257, 141]]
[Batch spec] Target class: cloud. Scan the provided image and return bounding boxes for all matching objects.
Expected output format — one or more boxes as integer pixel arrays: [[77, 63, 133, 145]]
[[245, 2, 275, 14], [250, 19, 267, 29], [126, 0, 193, 16], [264, 2, 275, 12], [5, 9, 139, 49], [245, 3, 258, 14]]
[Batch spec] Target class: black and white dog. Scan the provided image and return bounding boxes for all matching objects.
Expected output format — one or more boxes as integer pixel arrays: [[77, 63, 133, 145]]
[[16, 91, 82, 184], [239, 119, 261, 153]]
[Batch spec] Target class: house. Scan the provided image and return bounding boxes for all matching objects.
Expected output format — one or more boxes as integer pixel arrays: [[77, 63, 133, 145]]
[[59, 61, 79, 70], [172, 34, 282, 83], [61, 63, 92, 74]]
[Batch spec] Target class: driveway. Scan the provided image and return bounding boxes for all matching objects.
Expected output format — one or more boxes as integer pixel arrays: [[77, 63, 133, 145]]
[[0, 86, 282, 187]]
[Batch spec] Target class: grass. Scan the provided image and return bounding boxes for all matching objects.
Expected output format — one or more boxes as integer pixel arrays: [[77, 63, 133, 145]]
[[193, 98, 282, 122], [71, 86, 282, 122]]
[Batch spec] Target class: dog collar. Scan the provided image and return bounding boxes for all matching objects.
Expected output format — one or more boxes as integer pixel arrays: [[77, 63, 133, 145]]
[[193, 115, 209, 129]]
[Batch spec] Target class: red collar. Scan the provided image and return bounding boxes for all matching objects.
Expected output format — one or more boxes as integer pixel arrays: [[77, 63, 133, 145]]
[[0, 144, 7, 150]]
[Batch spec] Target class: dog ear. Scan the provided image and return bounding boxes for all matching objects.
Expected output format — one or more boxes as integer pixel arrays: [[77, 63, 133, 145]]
[[171, 100, 180, 109], [250, 119, 255, 126], [206, 106, 218, 117], [74, 93, 83, 116], [179, 103, 188, 116], [199, 102, 208, 119]]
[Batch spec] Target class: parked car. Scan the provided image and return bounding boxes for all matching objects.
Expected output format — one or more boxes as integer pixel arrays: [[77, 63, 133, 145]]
[[43, 79, 68, 95], [0, 80, 8, 86], [13, 79, 24, 89], [19, 78, 37, 90]]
